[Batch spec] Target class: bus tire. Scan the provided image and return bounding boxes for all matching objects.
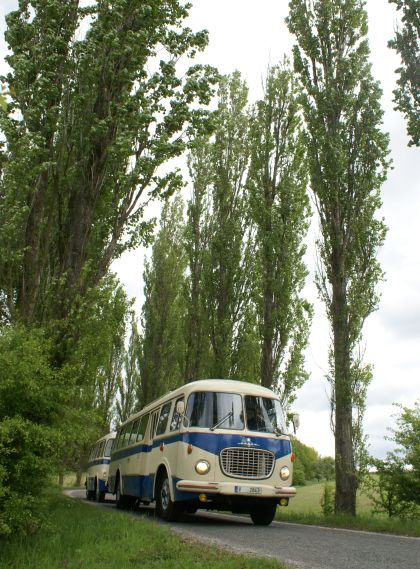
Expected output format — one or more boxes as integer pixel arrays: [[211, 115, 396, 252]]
[[156, 470, 181, 522], [249, 502, 277, 526], [115, 477, 130, 509], [95, 479, 105, 502]]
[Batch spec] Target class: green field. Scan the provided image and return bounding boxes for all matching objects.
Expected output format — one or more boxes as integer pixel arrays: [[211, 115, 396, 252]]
[[276, 481, 420, 536], [1, 492, 289, 569]]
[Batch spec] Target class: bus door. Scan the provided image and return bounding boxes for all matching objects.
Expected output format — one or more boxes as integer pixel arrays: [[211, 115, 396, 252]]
[[140, 409, 159, 500]]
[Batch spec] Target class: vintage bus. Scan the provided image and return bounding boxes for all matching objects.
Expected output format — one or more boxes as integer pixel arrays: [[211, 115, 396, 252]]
[[108, 380, 298, 525], [86, 431, 116, 502]]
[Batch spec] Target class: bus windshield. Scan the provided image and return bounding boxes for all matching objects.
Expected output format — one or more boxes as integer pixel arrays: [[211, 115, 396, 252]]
[[186, 392, 244, 430], [245, 396, 286, 434]]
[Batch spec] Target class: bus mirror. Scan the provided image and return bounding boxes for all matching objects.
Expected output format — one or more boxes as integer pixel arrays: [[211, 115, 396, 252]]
[[176, 400, 185, 416], [292, 413, 300, 433]]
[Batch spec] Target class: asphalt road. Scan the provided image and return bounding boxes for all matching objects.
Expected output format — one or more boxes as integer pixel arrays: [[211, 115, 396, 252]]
[[66, 489, 420, 569]]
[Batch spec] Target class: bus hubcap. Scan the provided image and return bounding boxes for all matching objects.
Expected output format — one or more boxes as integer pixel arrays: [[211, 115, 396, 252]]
[[161, 479, 170, 511]]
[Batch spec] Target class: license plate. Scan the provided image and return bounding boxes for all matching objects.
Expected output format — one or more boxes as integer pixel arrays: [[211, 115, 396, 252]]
[[234, 486, 262, 494]]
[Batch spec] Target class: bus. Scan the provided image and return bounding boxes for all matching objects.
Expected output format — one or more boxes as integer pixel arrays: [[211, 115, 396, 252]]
[[86, 431, 116, 502], [108, 380, 299, 525]]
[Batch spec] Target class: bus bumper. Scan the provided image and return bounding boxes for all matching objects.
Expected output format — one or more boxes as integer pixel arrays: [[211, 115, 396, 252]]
[[176, 480, 296, 499]]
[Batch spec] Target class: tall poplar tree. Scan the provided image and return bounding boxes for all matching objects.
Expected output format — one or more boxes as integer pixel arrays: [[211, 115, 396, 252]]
[[247, 63, 312, 406], [184, 137, 213, 381], [0, 0, 216, 335], [202, 72, 256, 379], [388, 0, 420, 146], [140, 195, 187, 405], [287, 0, 390, 514]]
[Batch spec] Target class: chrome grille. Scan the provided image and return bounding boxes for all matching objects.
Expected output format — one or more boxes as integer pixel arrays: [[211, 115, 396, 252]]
[[220, 447, 275, 479]]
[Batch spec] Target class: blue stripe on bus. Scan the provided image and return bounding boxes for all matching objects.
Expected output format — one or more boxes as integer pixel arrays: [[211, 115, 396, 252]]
[[110, 432, 291, 462], [87, 458, 111, 467]]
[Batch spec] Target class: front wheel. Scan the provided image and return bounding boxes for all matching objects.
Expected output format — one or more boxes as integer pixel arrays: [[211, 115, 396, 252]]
[[249, 502, 277, 526], [156, 472, 182, 521]]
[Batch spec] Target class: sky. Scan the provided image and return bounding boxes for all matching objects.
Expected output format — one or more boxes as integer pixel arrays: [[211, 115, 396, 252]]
[[1, 1, 419, 459]]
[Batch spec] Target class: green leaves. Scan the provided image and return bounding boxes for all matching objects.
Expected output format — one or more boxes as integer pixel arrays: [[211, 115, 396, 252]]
[[388, 0, 420, 146]]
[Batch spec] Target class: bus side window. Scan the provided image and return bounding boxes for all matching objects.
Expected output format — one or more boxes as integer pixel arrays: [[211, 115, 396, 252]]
[[124, 423, 133, 447], [129, 418, 140, 445], [149, 411, 159, 440], [156, 402, 172, 436], [170, 398, 184, 431], [99, 440, 105, 457], [117, 425, 127, 449], [137, 414, 148, 442], [104, 438, 113, 457]]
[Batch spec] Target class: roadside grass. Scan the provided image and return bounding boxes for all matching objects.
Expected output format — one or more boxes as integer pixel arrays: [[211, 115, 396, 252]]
[[1, 492, 290, 569], [276, 481, 420, 537]]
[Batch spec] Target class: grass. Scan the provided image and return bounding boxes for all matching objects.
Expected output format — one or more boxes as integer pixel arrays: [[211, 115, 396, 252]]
[[1, 491, 290, 569], [276, 480, 420, 537]]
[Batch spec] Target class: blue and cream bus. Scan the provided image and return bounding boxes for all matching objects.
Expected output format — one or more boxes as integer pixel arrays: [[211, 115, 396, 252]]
[[108, 380, 298, 525], [86, 432, 116, 502]]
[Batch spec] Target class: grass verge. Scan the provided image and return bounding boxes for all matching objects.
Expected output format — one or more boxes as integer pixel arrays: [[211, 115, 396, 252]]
[[276, 482, 420, 537], [1, 491, 290, 569]]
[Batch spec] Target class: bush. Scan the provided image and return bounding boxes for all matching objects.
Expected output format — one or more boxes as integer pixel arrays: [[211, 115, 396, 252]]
[[0, 326, 63, 536], [320, 483, 335, 516]]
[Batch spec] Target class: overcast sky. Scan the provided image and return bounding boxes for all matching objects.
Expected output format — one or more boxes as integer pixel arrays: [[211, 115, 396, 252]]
[[1, 1, 419, 458]]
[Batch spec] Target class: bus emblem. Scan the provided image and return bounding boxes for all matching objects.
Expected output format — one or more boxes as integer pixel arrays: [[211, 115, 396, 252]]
[[238, 437, 259, 447]]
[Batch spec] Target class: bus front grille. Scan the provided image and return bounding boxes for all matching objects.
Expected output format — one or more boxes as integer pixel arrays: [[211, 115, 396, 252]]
[[220, 447, 275, 479]]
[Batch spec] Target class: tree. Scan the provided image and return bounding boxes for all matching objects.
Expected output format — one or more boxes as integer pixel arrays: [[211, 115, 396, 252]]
[[0, 0, 216, 336], [247, 62, 312, 406], [388, 0, 420, 146], [201, 72, 256, 379], [184, 137, 213, 382], [140, 195, 188, 405], [116, 315, 142, 423], [287, 0, 390, 514]]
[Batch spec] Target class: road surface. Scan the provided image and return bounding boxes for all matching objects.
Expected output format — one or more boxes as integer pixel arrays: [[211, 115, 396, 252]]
[[65, 489, 420, 569]]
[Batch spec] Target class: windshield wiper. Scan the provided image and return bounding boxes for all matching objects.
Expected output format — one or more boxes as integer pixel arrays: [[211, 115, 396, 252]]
[[210, 410, 233, 431]]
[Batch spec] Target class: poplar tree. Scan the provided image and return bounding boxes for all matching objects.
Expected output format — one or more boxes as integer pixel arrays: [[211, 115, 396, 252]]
[[202, 72, 256, 379], [184, 137, 213, 381], [140, 195, 187, 405], [0, 0, 215, 333], [388, 0, 420, 146], [247, 63, 312, 406], [287, 0, 390, 514]]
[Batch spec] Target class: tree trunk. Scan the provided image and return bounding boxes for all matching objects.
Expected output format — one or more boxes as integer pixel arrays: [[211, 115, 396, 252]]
[[332, 250, 357, 515]]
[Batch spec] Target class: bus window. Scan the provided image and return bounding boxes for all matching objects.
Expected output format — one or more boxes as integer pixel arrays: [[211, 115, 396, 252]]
[[137, 414, 148, 442], [244, 395, 286, 434], [117, 425, 127, 449], [170, 398, 184, 431], [99, 440, 106, 457], [149, 411, 159, 440], [104, 438, 113, 457], [123, 423, 133, 447], [186, 392, 244, 430], [129, 418, 140, 445], [156, 402, 172, 436]]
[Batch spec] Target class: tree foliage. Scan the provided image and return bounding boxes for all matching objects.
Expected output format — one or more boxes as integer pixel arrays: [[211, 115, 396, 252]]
[[388, 0, 420, 146], [0, 0, 216, 333], [247, 62, 312, 406], [0, 327, 63, 535], [140, 195, 188, 405], [287, 0, 390, 514]]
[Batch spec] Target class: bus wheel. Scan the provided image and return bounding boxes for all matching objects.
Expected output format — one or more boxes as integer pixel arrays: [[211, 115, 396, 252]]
[[115, 478, 129, 509], [249, 502, 277, 526], [156, 471, 181, 522], [95, 480, 105, 502]]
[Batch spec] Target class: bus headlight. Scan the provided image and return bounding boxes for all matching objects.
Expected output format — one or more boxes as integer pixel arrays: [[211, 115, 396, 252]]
[[280, 466, 290, 481], [195, 460, 210, 475]]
